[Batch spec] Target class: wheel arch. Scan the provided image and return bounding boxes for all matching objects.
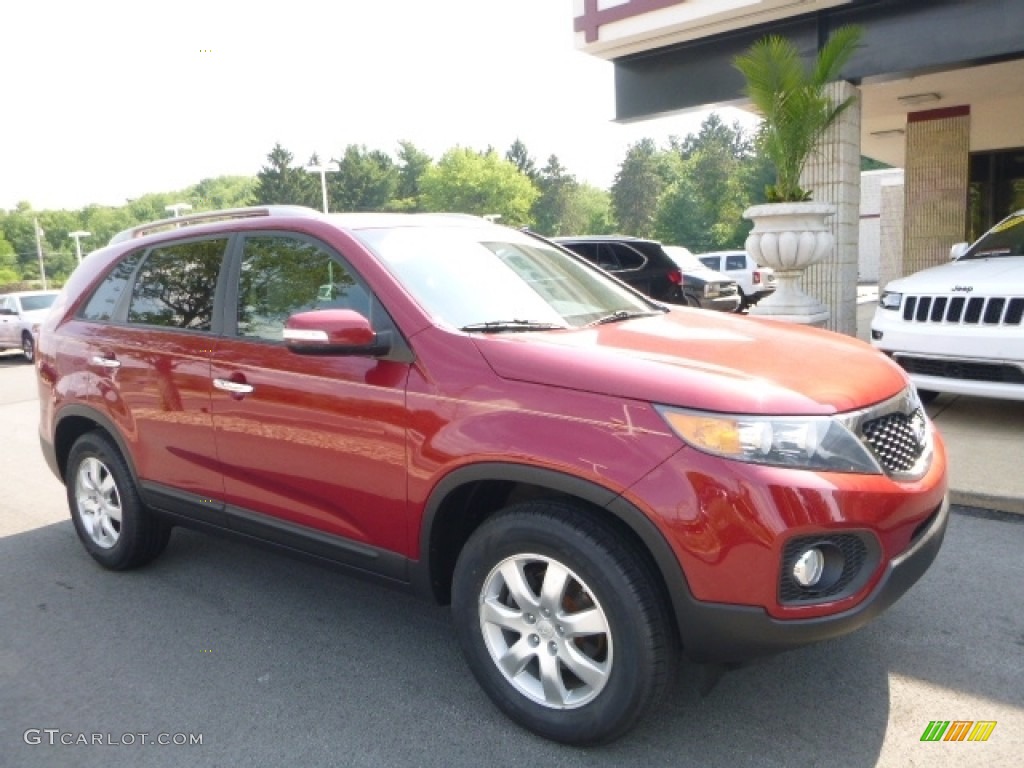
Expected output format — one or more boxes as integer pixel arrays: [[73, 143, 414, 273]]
[[52, 405, 139, 486], [415, 462, 693, 640]]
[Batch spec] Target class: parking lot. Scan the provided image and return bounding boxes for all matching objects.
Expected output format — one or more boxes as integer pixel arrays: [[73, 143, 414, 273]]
[[1, 353, 1021, 767]]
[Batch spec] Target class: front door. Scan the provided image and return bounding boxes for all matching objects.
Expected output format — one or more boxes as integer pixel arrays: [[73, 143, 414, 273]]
[[209, 232, 412, 557]]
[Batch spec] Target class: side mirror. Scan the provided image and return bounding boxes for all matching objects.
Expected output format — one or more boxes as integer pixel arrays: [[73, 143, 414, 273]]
[[283, 309, 391, 356], [950, 242, 969, 261]]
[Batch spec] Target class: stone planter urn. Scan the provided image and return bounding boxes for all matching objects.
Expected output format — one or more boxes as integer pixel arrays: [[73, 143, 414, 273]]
[[743, 202, 835, 326]]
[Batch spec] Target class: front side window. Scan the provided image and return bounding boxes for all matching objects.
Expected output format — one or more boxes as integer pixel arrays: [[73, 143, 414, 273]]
[[127, 239, 227, 330], [235, 235, 369, 342]]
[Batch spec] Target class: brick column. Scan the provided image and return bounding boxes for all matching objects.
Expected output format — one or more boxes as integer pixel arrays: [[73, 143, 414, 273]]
[[801, 81, 861, 336], [903, 106, 970, 275], [878, 173, 905, 291]]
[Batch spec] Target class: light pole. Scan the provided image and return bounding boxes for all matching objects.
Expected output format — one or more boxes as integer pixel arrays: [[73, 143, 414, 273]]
[[165, 203, 192, 218], [306, 161, 339, 213], [68, 230, 91, 264]]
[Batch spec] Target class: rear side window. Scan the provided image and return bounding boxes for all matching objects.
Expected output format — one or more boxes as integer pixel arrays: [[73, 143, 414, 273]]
[[725, 254, 747, 270], [127, 239, 227, 331], [609, 244, 645, 270], [80, 252, 144, 322]]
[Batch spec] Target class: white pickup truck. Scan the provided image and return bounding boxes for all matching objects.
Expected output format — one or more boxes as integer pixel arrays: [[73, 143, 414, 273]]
[[0, 290, 60, 362], [871, 210, 1024, 402]]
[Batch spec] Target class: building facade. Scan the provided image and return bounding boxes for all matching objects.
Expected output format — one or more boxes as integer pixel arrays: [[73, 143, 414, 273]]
[[573, 0, 1024, 333]]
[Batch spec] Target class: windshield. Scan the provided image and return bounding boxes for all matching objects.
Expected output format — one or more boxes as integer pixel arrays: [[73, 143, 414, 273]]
[[19, 294, 57, 312], [355, 226, 658, 329], [963, 211, 1024, 260]]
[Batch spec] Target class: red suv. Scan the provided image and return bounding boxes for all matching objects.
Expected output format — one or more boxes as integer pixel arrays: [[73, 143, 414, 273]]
[[36, 207, 948, 745]]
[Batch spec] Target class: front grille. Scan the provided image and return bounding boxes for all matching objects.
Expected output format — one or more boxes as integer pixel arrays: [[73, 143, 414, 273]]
[[779, 534, 869, 603], [896, 356, 1024, 385], [902, 294, 1024, 326], [861, 409, 928, 473]]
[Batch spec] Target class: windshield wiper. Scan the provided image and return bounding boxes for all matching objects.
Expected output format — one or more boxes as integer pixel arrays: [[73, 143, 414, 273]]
[[588, 309, 664, 326], [460, 320, 568, 333]]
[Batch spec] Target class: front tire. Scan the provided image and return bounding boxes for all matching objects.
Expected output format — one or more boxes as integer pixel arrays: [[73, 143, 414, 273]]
[[452, 501, 676, 745], [66, 431, 171, 570], [21, 333, 35, 363]]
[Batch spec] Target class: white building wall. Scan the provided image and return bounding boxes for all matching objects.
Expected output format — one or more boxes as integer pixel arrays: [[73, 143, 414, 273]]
[[859, 169, 904, 283]]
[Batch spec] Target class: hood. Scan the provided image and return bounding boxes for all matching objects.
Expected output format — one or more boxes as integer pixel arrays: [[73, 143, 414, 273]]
[[473, 310, 907, 416], [886, 255, 1024, 294]]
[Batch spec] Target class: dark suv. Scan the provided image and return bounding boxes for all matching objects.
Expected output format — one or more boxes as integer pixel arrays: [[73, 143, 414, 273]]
[[37, 207, 948, 746], [553, 235, 739, 311]]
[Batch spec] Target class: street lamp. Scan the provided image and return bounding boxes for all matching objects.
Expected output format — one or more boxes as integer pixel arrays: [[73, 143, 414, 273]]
[[68, 230, 91, 264], [165, 203, 192, 218], [306, 161, 339, 213]]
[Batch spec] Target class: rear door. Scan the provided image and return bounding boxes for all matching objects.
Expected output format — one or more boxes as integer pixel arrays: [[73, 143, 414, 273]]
[[209, 232, 413, 560], [82, 237, 228, 512]]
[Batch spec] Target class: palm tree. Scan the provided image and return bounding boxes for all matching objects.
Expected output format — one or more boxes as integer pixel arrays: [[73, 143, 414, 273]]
[[734, 25, 863, 202]]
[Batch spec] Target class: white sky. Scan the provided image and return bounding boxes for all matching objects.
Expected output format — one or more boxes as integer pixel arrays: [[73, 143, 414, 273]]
[[1, 0, 756, 212]]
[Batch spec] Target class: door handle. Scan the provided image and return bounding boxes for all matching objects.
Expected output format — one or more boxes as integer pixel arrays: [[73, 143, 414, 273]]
[[89, 356, 121, 369], [213, 378, 254, 395]]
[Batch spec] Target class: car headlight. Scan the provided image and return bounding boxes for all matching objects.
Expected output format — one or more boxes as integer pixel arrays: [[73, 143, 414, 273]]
[[878, 291, 902, 311], [657, 406, 882, 474]]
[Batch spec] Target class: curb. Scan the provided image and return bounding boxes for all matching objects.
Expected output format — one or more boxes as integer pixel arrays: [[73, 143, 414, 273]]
[[950, 490, 1024, 517]]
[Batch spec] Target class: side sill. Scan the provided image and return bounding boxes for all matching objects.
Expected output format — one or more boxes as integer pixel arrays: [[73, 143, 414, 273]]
[[140, 481, 411, 588]]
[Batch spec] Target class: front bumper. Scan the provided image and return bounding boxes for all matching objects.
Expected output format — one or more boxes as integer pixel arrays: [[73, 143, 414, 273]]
[[679, 495, 949, 662]]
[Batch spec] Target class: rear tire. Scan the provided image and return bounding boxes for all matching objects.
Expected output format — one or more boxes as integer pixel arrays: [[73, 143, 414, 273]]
[[452, 501, 676, 745], [66, 431, 171, 570]]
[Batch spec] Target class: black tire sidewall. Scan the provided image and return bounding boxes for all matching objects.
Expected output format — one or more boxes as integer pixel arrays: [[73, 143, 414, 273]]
[[66, 432, 154, 570], [452, 506, 667, 745]]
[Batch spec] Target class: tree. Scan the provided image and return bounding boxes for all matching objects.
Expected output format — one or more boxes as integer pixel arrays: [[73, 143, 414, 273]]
[[0, 235, 18, 285], [254, 143, 316, 206], [420, 148, 539, 226], [734, 25, 863, 201], [611, 139, 675, 237], [532, 155, 579, 235], [190, 176, 257, 210], [328, 145, 399, 212], [656, 114, 755, 250], [390, 141, 433, 212], [506, 139, 539, 182]]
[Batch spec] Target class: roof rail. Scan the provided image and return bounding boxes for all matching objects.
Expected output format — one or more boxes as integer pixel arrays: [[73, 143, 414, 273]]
[[108, 205, 321, 245]]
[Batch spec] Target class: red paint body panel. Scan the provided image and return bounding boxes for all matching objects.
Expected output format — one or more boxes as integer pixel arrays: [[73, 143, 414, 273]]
[[36, 211, 949, 655]]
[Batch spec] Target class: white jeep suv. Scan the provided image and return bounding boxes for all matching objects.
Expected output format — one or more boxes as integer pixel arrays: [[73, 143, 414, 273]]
[[871, 210, 1024, 402]]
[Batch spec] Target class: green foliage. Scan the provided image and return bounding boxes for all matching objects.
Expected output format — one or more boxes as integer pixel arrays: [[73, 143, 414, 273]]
[[506, 139, 539, 183], [611, 138, 677, 237], [391, 141, 433, 211], [734, 24, 862, 202], [655, 115, 754, 250], [329, 145, 400, 212], [254, 143, 317, 207], [532, 155, 578, 236], [420, 148, 539, 227]]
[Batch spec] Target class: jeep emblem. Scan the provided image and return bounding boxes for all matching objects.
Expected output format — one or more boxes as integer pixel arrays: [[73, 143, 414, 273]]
[[951, 285, 973, 293]]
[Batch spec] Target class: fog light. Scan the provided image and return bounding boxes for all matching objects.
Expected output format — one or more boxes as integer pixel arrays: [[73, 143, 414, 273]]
[[792, 548, 825, 587]]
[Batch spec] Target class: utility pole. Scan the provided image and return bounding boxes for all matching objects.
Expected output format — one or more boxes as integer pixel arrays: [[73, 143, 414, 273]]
[[34, 218, 48, 290]]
